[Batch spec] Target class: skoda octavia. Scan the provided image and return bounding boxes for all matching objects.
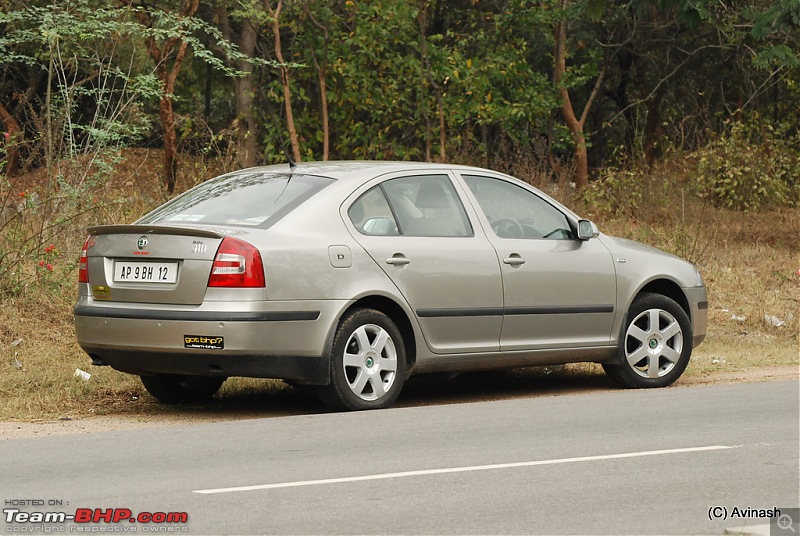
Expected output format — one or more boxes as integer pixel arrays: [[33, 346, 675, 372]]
[[74, 162, 708, 410]]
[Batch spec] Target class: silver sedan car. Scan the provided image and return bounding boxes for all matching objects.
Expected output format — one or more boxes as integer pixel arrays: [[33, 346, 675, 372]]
[[74, 162, 708, 410]]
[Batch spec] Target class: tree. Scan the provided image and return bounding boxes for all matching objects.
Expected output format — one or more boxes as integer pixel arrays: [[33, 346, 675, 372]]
[[551, 0, 606, 190], [121, 0, 254, 191], [302, 1, 332, 161], [266, 0, 301, 163], [215, 0, 266, 167], [0, 0, 161, 190], [5, 0, 794, 190], [417, 2, 446, 162], [124, 0, 200, 193]]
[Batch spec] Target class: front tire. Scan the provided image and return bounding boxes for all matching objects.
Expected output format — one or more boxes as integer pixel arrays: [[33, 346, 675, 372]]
[[603, 293, 692, 388], [319, 308, 407, 411], [140, 374, 226, 404]]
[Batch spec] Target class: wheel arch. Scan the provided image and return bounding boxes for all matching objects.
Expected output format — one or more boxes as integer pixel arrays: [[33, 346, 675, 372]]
[[340, 295, 418, 371], [636, 278, 691, 320], [605, 277, 692, 366]]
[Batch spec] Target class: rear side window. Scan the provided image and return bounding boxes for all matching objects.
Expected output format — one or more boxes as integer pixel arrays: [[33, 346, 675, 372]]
[[139, 172, 334, 228], [348, 187, 400, 236], [349, 175, 472, 238]]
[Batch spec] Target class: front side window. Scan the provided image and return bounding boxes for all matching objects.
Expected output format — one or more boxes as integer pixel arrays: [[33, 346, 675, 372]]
[[464, 175, 574, 240], [139, 172, 334, 228]]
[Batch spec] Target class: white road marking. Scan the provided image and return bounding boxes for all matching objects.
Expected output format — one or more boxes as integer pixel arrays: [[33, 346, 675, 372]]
[[193, 445, 736, 495]]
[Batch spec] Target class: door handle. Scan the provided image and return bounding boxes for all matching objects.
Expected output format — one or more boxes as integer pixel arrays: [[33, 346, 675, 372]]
[[502, 253, 525, 267], [385, 254, 410, 267]]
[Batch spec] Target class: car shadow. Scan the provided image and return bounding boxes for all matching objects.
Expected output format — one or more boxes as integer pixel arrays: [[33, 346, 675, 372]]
[[151, 365, 620, 421], [398, 366, 619, 408]]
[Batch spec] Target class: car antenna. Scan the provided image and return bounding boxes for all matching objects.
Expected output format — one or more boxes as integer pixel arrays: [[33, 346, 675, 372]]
[[271, 120, 295, 170], [262, 93, 296, 170], [279, 136, 296, 169]]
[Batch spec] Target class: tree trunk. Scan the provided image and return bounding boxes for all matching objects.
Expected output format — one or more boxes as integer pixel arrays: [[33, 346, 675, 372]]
[[552, 12, 604, 191], [573, 135, 588, 188], [269, 0, 302, 164], [437, 96, 446, 162], [643, 95, 662, 171], [204, 63, 212, 124], [158, 65, 178, 193], [317, 64, 330, 161], [235, 20, 258, 168], [418, 7, 446, 163], [128, 0, 199, 193], [159, 96, 178, 193], [608, 50, 635, 156], [217, 5, 259, 167], [0, 102, 21, 176], [304, 5, 330, 161]]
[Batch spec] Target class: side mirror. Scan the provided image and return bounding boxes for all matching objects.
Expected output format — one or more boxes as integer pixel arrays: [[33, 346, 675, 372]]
[[577, 219, 599, 241]]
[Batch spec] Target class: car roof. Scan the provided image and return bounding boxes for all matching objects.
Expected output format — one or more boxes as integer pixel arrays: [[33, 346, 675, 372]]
[[236, 161, 503, 182], [211, 160, 582, 222]]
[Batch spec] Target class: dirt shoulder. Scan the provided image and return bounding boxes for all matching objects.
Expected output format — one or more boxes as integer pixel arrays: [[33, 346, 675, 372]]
[[2, 365, 797, 441]]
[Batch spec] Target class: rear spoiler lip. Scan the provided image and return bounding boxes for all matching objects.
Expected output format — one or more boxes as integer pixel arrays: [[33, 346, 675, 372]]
[[87, 224, 228, 239]]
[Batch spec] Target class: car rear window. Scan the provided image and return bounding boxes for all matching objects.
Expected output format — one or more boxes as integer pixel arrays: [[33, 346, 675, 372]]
[[138, 172, 335, 228]]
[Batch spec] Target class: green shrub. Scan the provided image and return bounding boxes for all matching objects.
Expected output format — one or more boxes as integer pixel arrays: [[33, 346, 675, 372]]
[[583, 166, 645, 217], [694, 120, 800, 211]]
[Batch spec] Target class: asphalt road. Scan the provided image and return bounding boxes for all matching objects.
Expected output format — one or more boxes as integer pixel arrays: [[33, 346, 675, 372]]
[[2, 380, 798, 535]]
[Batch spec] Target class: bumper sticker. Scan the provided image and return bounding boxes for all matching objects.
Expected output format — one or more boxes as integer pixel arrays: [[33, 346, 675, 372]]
[[184, 335, 224, 350]]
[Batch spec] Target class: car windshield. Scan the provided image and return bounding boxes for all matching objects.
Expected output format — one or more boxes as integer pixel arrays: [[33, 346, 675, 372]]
[[138, 172, 335, 228]]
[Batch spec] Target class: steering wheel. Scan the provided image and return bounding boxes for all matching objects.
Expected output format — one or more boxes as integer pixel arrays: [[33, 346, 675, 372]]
[[491, 218, 524, 239]]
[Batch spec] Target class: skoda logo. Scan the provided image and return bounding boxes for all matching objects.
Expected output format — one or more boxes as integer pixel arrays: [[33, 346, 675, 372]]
[[137, 236, 148, 250]]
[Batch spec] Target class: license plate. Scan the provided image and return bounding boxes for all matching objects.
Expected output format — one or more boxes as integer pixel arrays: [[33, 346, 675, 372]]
[[113, 261, 178, 283]]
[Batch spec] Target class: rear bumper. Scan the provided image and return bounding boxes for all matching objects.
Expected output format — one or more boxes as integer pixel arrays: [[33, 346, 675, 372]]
[[73, 298, 349, 385], [83, 347, 327, 383]]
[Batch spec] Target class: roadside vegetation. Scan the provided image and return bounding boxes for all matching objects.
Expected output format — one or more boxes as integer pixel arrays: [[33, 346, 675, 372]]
[[1, 0, 798, 421]]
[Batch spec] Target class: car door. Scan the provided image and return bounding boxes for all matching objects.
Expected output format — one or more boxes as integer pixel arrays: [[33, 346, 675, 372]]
[[459, 173, 617, 351], [346, 173, 503, 354]]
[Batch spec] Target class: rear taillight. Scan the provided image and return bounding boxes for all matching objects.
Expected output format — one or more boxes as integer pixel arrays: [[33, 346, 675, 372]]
[[208, 237, 265, 288], [78, 237, 91, 283]]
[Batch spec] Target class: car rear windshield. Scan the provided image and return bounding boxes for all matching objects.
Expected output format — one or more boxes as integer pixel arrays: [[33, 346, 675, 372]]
[[138, 172, 335, 228]]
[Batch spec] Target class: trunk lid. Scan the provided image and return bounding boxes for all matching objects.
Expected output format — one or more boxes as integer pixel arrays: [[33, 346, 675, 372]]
[[84, 225, 224, 305]]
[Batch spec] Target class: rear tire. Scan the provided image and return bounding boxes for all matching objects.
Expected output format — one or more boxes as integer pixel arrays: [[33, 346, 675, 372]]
[[319, 308, 407, 411], [140, 374, 226, 404], [603, 293, 692, 388]]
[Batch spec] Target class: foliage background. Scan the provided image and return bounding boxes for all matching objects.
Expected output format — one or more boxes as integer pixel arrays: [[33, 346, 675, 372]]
[[3, 0, 799, 188]]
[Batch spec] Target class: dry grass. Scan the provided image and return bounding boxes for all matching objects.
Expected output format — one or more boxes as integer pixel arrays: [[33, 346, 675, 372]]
[[0, 150, 797, 422]]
